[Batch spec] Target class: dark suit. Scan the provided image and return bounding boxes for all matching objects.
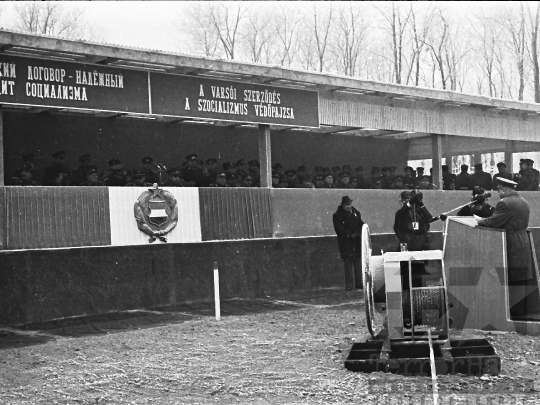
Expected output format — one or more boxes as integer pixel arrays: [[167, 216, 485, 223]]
[[477, 190, 532, 316], [333, 205, 365, 290], [470, 171, 493, 191]]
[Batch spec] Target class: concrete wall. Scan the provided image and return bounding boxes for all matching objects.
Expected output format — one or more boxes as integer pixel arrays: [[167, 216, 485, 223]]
[[0, 232, 444, 326]]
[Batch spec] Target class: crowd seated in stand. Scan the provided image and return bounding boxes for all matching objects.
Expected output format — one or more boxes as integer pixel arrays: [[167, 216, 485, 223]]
[[6, 151, 540, 191]]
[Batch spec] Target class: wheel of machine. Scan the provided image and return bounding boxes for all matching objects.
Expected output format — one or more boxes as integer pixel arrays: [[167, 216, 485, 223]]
[[362, 224, 376, 338]]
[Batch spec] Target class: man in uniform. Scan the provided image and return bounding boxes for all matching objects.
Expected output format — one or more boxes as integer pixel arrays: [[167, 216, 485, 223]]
[[516, 159, 540, 191], [370, 166, 382, 187], [181, 154, 204, 187], [203, 158, 219, 186], [43, 150, 70, 185], [355, 166, 369, 189], [241, 173, 254, 187], [16, 164, 40, 186], [336, 171, 351, 189], [314, 174, 325, 189], [272, 173, 283, 188], [248, 160, 261, 187], [470, 163, 493, 191], [403, 166, 416, 189], [285, 170, 300, 188], [236, 159, 249, 177], [415, 167, 425, 186], [390, 175, 404, 189], [442, 165, 457, 190], [492, 162, 513, 189], [477, 177, 533, 318], [455, 164, 472, 190], [126, 170, 153, 187], [141, 156, 160, 184], [163, 167, 185, 187], [381, 166, 391, 188], [80, 168, 105, 186], [332, 196, 365, 291], [210, 172, 228, 187], [416, 175, 432, 189], [226, 172, 240, 187], [71, 154, 97, 186], [15, 153, 40, 184], [105, 163, 128, 186]]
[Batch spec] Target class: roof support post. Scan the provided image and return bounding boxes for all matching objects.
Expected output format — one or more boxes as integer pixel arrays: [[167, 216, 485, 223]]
[[258, 124, 271, 188], [431, 133, 442, 190], [505, 140, 514, 173]]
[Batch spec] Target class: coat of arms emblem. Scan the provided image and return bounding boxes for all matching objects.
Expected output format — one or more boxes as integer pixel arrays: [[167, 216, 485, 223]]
[[134, 184, 178, 243]]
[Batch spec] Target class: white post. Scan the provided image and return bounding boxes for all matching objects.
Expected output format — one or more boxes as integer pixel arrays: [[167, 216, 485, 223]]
[[213, 261, 221, 321]]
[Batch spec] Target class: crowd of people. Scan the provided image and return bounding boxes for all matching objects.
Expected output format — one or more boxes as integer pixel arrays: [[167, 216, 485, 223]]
[[8, 150, 540, 192]]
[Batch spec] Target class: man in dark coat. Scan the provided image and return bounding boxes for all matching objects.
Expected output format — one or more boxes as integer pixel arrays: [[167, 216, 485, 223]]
[[332, 196, 365, 291], [455, 164, 472, 190], [492, 162, 513, 189], [470, 163, 493, 191], [394, 190, 446, 251], [43, 150, 70, 185], [181, 154, 204, 187], [477, 177, 532, 317], [516, 159, 540, 191]]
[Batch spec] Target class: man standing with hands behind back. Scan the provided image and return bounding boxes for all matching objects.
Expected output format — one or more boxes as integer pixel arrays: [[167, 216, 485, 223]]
[[333, 196, 365, 291]]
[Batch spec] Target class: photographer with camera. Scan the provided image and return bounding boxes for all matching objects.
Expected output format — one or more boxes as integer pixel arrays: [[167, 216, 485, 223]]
[[393, 189, 447, 328], [394, 189, 446, 252]]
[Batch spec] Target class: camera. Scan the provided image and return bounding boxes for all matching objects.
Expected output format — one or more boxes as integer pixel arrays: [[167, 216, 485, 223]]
[[410, 189, 423, 203]]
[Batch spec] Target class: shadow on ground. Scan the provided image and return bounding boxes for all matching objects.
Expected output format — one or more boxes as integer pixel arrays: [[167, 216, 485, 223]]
[[0, 289, 364, 350]]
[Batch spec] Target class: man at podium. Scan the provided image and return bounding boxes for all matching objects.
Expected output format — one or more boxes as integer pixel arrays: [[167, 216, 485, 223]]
[[477, 177, 532, 317]]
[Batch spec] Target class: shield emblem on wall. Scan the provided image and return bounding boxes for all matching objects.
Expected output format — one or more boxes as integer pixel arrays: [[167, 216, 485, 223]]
[[134, 184, 178, 242]]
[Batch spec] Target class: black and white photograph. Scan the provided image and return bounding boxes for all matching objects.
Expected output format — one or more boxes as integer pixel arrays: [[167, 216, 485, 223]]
[[1, 1, 540, 404]]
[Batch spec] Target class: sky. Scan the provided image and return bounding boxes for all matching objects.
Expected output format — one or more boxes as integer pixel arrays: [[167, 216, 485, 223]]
[[0, 1, 523, 55]]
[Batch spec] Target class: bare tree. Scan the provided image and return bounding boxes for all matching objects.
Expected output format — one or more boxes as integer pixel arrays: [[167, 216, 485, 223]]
[[242, 7, 274, 63], [500, 3, 527, 100], [470, 12, 504, 97], [208, 3, 248, 60], [179, 4, 220, 57], [406, 3, 435, 86], [332, 3, 369, 77], [306, 4, 335, 72], [14, 2, 85, 39], [273, 5, 302, 67], [422, 8, 470, 91], [527, 1, 540, 102], [377, 2, 412, 84]]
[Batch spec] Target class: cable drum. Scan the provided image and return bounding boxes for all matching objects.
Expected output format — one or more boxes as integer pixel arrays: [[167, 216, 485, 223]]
[[411, 288, 444, 327], [362, 224, 376, 338]]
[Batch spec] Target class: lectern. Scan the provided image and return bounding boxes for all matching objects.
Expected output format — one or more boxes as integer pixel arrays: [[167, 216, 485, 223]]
[[444, 217, 540, 335]]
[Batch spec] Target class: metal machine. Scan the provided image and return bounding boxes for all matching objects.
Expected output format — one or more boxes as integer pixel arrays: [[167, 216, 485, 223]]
[[345, 224, 500, 376]]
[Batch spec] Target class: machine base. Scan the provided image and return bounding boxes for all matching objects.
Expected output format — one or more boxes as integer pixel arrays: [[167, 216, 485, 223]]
[[344, 335, 500, 376]]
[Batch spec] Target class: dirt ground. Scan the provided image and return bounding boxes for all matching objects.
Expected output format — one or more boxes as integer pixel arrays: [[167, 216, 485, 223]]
[[1, 291, 540, 404]]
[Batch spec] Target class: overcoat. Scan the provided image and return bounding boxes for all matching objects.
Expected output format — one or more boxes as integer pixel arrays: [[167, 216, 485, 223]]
[[332, 205, 364, 259], [477, 191, 532, 281]]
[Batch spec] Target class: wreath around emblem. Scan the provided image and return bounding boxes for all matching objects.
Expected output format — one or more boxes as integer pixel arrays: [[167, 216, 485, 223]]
[[134, 185, 179, 243]]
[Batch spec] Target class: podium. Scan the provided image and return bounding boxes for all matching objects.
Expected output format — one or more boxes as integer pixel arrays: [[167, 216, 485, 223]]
[[444, 217, 540, 335]]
